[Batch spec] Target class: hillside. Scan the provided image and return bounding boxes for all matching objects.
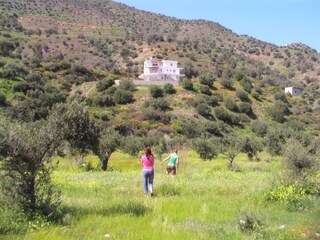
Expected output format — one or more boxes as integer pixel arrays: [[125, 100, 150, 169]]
[[1, 0, 319, 131]]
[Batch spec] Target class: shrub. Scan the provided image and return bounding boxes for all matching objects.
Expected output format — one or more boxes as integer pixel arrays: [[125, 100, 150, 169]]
[[95, 94, 115, 107], [96, 78, 115, 92], [25, 73, 43, 84], [199, 72, 215, 87], [267, 100, 290, 123], [220, 77, 233, 89], [274, 92, 288, 103], [199, 84, 212, 95], [180, 78, 194, 91], [240, 78, 253, 93], [214, 106, 230, 122], [224, 96, 238, 112], [149, 85, 164, 98], [163, 83, 176, 94], [236, 89, 249, 102], [196, 103, 211, 117], [283, 138, 317, 174], [251, 90, 260, 100], [3, 62, 28, 79], [267, 181, 311, 211], [119, 79, 136, 91], [113, 89, 133, 104], [250, 120, 268, 136], [238, 102, 252, 114], [143, 98, 170, 111]]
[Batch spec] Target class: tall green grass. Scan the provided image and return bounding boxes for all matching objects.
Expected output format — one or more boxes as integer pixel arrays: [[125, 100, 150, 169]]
[[1, 151, 319, 239]]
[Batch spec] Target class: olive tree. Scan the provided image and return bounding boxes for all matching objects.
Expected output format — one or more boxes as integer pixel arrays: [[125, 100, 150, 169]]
[[98, 128, 122, 171], [0, 100, 99, 217]]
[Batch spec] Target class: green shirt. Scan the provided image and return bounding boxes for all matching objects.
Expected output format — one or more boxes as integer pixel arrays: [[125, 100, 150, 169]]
[[168, 153, 178, 167]]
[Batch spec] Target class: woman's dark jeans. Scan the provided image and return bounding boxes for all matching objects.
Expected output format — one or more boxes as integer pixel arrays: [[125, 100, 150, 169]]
[[142, 169, 154, 194]]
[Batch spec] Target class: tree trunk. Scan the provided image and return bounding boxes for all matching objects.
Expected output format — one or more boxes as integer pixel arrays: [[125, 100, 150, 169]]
[[25, 174, 37, 214], [229, 157, 234, 168], [102, 154, 110, 171]]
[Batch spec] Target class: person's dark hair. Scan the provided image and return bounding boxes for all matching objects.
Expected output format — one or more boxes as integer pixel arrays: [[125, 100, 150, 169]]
[[145, 147, 153, 158]]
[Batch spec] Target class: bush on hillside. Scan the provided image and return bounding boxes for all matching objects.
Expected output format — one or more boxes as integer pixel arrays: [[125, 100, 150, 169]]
[[220, 77, 233, 89], [283, 138, 317, 174], [180, 78, 194, 91], [163, 83, 176, 94], [236, 89, 249, 102], [251, 120, 269, 137], [224, 96, 238, 112], [149, 85, 164, 98], [113, 89, 133, 104], [196, 103, 211, 117], [119, 79, 136, 91], [240, 78, 253, 93], [238, 102, 252, 114], [267, 100, 290, 123], [143, 98, 170, 111], [199, 72, 215, 87], [95, 94, 115, 107], [96, 77, 115, 92], [199, 84, 212, 95]]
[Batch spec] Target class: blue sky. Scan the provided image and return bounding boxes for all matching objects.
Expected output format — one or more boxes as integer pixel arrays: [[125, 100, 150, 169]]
[[114, 0, 320, 53]]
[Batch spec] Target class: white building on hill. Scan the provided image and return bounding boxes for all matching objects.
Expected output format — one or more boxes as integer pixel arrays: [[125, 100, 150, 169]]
[[139, 58, 184, 82], [285, 86, 302, 95]]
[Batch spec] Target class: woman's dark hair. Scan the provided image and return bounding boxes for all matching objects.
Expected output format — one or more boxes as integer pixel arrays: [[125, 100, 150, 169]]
[[144, 147, 153, 157]]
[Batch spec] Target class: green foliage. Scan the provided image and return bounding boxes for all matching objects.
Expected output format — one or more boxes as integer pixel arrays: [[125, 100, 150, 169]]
[[113, 89, 134, 104], [238, 102, 252, 114], [224, 96, 238, 112], [198, 72, 215, 87], [94, 94, 115, 107], [267, 181, 311, 211], [236, 89, 249, 102], [220, 77, 233, 89], [121, 136, 144, 157], [199, 84, 212, 95], [267, 100, 290, 123], [96, 78, 115, 92], [98, 128, 122, 171], [0, 99, 99, 219], [119, 79, 136, 91], [195, 94, 219, 107], [149, 85, 164, 98], [283, 138, 317, 174], [180, 78, 194, 91], [265, 126, 290, 156], [143, 98, 170, 111], [183, 63, 198, 79], [250, 120, 269, 137], [192, 137, 220, 160], [2, 62, 28, 80], [274, 92, 288, 103], [163, 83, 176, 94], [196, 103, 211, 117]]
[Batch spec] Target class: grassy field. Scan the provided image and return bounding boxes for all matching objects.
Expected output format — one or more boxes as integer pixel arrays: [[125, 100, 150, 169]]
[[2, 151, 320, 240]]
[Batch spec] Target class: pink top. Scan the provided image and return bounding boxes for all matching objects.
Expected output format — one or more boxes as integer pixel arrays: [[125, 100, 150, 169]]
[[141, 155, 154, 170]]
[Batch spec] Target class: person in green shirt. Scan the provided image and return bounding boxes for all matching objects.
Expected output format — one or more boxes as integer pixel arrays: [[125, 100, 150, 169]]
[[160, 149, 179, 175]]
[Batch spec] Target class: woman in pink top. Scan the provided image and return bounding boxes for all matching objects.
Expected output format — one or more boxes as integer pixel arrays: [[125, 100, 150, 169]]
[[141, 147, 155, 196]]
